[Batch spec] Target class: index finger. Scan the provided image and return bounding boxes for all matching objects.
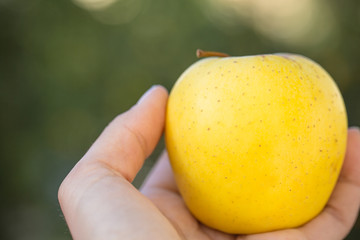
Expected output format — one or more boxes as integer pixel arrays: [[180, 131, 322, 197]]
[[236, 128, 360, 240], [300, 127, 360, 239]]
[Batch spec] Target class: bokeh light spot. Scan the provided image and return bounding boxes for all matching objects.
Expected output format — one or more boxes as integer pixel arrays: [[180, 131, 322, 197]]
[[73, 0, 118, 11], [73, 0, 144, 25], [200, 0, 338, 47]]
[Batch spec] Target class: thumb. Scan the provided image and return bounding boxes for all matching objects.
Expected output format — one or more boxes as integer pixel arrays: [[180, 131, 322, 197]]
[[85, 85, 168, 182], [58, 86, 183, 240]]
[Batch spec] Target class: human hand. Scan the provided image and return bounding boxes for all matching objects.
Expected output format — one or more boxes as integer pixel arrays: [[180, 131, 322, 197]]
[[58, 85, 360, 240]]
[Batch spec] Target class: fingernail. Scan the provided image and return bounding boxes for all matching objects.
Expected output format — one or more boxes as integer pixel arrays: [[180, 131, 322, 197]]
[[349, 126, 360, 133], [137, 85, 159, 105]]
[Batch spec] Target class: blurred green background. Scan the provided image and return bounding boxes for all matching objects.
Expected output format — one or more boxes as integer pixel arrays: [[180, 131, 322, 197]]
[[0, 0, 359, 239]]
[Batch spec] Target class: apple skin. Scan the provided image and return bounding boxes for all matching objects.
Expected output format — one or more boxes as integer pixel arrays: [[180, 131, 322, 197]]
[[165, 53, 348, 234]]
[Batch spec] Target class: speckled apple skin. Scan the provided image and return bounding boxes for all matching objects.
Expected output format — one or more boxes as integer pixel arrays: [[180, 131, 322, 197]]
[[165, 54, 347, 234]]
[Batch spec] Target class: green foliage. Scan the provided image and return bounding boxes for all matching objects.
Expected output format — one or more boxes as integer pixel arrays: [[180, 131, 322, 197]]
[[0, 0, 359, 239]]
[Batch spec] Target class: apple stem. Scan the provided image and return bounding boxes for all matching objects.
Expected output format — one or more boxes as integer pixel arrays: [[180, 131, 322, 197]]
[[196, 49, 230, 58]]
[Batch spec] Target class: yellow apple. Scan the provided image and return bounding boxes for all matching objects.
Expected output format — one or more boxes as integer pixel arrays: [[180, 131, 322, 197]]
[[165, 50, 348, 234]]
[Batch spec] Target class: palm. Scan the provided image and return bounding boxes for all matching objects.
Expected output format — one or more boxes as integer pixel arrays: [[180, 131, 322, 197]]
[[142, 129, 360, 240], [141, 152, 236, 240]]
